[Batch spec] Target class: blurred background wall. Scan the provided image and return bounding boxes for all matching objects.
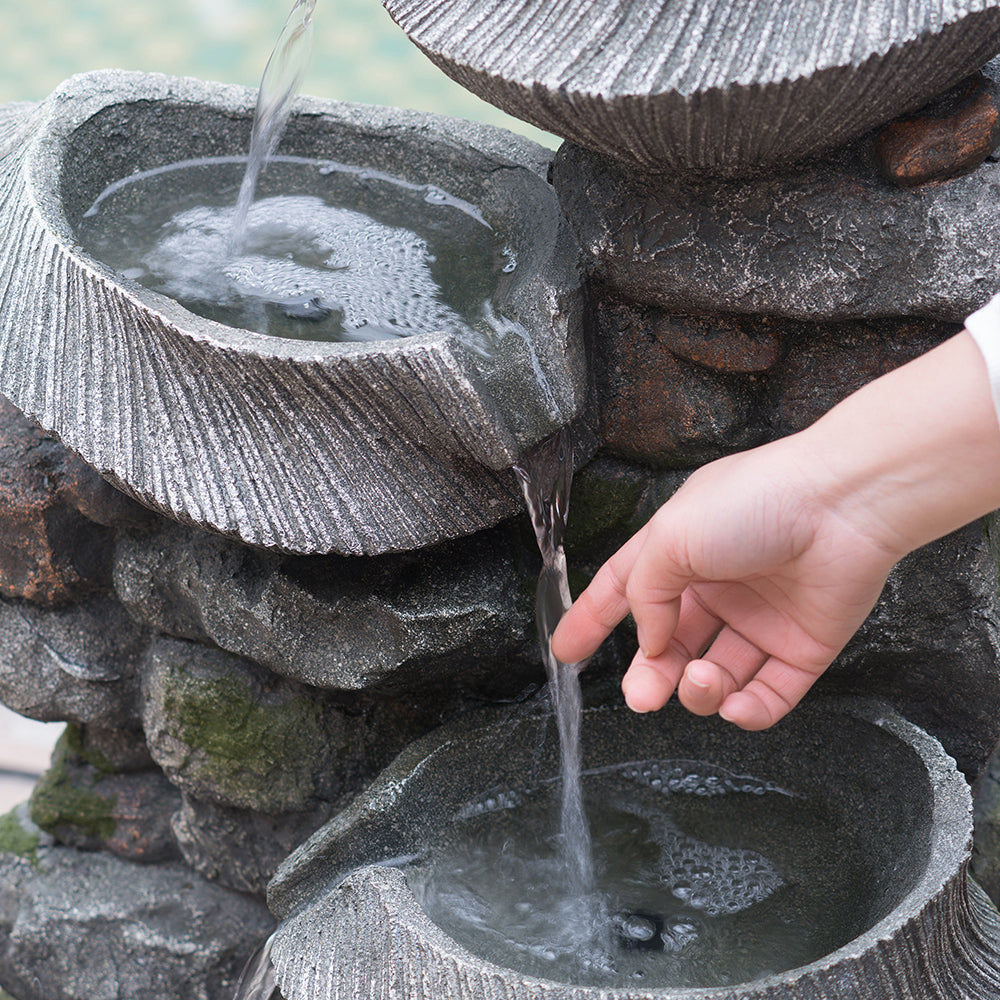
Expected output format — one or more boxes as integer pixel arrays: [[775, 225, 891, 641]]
[[0, 0, 554, 145]]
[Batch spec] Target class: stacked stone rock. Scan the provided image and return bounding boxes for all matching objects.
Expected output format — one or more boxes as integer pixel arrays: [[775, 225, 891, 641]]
[[555, 61, 1000, 786], [0, 393, 570, 999]]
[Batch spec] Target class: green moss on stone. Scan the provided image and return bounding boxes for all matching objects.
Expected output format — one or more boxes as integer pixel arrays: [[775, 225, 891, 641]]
[[564, 459, 691, 566], [28, 728, 116, 841], [162, 665, 328, 810], [60, 722, 116, 775], [565, 463, 643, 555], [0, 808, 41, 868]]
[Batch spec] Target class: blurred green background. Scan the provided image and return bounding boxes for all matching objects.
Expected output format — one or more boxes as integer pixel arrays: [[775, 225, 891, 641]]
[[0, 0, 555, 146]]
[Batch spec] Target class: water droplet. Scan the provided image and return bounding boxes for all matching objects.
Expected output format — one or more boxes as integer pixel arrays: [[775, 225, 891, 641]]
[[277, 295, 332, 322]]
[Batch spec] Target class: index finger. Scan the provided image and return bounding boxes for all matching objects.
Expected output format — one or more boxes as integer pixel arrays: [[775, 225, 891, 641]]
[[551, 525, 650, 663]]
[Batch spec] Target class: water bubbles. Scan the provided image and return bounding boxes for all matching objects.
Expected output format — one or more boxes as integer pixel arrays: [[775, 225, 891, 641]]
[[613, 912, 660, 948], [424, 185, 450, 205], [278, 295, 332, 322], [456, 787, 523, 819], [414, 757, 845, 990], [620, 758, 795, 799], [76, 157, 507, 346], [662, 920, 700, 952]]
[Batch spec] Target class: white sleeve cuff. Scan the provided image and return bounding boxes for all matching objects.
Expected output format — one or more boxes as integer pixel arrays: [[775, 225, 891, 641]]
[[966, 293, 1000, 427]]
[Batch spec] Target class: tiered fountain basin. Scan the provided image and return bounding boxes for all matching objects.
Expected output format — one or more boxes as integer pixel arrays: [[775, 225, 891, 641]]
[[383, 0, 1000, 175], [267, 698, 1000, 1000], [0, 70, 586, 556]]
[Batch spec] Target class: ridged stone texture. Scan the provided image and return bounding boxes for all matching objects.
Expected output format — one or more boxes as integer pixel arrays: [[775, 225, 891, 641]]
[[384, 0, 1000, 174], [0, 71, 585, 555], [267, 699, 1000, 1000]]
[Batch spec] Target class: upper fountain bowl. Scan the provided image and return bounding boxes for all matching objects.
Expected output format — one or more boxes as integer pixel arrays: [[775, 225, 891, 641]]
[[384, 0, 1000, 176], [0, 70, 585, 555]]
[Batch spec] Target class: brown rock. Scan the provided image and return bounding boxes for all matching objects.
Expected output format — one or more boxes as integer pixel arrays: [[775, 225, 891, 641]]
[[594, 295, 764, 467], [645, 312, 787, 374], [875, 71, 1000, 188], [0, 395, 147, 605], [766, 317, 957, 437]]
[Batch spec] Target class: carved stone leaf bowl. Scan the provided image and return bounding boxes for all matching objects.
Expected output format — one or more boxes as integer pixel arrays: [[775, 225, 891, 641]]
[[267, 698, 1000, 1000], [0, 70, 585, 555], [384, 0, 1000, 175]]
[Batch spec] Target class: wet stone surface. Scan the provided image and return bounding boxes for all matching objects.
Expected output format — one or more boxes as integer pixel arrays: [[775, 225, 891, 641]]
[[973, 747, 1000, 908], [764, 316, 958, 437], [825, 520, 1000, 780], [592, 294, 765, 469], [553, 115, 1000, 324], [0, 396, 149, 606], [114, 518, 540, 692], [0, 593, 148, 729], [0, 842, 274, 1000], [32, 760, 181, 864], [171, 793, 334, 898], [588, 292, 958, 467], [141, 637, 350, 814]]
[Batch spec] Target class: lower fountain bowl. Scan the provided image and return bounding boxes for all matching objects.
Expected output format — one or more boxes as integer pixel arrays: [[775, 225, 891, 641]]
[[267, 697, 1000, 999]]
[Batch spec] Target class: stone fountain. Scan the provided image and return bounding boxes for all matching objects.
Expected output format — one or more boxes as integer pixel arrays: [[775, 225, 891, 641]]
[[2, 1, 1000, 998]]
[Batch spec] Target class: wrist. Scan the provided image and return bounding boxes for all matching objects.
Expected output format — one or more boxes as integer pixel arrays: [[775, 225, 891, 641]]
[[795, 331, 1000, 559]]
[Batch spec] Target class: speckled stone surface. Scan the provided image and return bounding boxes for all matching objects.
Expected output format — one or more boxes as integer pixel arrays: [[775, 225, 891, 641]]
[[551, 60, 1000, 324], [0, 839, 274, 1000]]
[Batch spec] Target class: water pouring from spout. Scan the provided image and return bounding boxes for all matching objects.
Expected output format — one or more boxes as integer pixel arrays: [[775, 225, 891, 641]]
[[514, 426, 594, 897], [230, 0, 316, 255]]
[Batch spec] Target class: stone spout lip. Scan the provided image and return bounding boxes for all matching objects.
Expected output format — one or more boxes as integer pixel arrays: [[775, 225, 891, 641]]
[[267, 697, 1000, 999], [384, 0, 1000, 176], [0, 69, 586, 555]]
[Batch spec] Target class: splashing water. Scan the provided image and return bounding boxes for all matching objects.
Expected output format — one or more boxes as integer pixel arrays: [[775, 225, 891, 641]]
[[513, 426, 593, 896], [230, 0, 316, 254], [232, 932, 278, 1000]]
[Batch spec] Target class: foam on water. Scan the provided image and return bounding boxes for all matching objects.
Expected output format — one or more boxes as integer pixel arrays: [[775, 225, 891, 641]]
[[76, 156, 508, 345]]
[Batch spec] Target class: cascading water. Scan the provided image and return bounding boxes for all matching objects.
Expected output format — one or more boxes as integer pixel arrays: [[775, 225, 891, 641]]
[[232, 933, 278, 1000], [229, 0, 316, 255], [513, 427, 594, 897]]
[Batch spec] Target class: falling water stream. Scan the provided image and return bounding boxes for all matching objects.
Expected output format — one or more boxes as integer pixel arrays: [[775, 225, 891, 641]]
[[214, 2, 859, 996], [513, 427, 594, 896], [229, 0, 316, 255]]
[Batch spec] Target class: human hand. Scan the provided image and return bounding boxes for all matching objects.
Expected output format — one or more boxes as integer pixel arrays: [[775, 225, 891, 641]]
[[551, 437, 900, 729], [552, 332, 1000, 730]]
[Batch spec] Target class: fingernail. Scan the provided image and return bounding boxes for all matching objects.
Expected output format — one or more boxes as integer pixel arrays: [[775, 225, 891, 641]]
[[621, 678, 648, 714]]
